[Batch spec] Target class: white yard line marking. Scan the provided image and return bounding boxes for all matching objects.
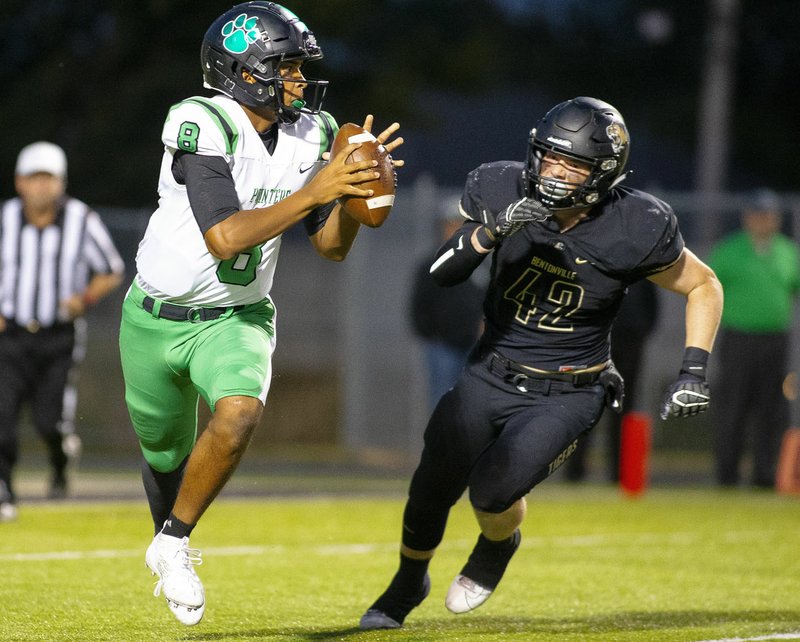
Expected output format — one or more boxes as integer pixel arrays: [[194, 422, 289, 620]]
[[0, 530, 780, 563], [696, 634, 800, 642]]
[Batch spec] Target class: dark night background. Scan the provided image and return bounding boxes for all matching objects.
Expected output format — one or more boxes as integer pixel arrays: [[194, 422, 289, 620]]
[[1, 0, 799, 207]]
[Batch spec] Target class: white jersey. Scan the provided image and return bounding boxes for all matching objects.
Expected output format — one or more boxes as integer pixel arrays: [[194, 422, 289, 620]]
[[135, 94, 337, 306]]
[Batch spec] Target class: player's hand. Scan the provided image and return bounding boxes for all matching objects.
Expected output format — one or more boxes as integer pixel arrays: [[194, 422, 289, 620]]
[[659, 373, 710, 419], [312, 142, 379, 203], [362, 114, 404, 169], [494, 198, 551, 239], [599, 361, 625, 413]]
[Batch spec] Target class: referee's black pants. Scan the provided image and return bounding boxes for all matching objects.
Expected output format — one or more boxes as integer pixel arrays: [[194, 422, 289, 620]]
[[0, 323, 74, 500]]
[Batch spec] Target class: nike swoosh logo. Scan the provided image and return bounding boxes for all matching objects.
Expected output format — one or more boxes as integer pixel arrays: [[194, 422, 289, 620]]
[[456, 236, 464, 250], [575, 257, 588, 264], [299, 163, 315, 174]]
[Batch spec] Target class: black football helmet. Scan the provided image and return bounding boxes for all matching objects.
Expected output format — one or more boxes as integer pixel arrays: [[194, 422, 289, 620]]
[[526, 97, 630, 210], [201, 2, 328, 123]]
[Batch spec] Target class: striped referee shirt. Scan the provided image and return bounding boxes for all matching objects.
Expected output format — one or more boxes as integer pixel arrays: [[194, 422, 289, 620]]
[[0, 196, 125, 329]]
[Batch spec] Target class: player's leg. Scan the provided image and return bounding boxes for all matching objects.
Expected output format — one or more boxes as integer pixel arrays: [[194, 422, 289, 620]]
[[141, 456, 188, 535], [29, 328, 74, 499], [169, 394, 264, 526], [446, 381, 605, 614], [167, 300, 275, 530], [143, 299, 275, 625], [120, 297, 201, 530], [120, 291, 209, 625], [143, 392, 263, 628], [361, 364, 496, 629]]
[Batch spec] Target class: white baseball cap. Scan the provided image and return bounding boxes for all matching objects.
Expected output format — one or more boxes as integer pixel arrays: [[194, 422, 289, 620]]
[[15, 141, 67, 178]]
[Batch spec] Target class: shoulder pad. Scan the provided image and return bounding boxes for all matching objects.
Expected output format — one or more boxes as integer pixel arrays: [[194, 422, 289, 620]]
[[163, 96, 240, 157], [460, 161, 525, 226]]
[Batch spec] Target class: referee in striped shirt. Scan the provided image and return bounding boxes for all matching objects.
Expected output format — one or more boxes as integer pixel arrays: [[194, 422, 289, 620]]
[[0, 142, 125, 522]]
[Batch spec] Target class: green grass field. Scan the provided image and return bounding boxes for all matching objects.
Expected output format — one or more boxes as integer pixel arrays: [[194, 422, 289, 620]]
[[1, 482, 799, 642]]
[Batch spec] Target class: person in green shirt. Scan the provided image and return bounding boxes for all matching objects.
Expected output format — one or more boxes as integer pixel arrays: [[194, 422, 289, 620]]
[[708, 189, 800, 488]]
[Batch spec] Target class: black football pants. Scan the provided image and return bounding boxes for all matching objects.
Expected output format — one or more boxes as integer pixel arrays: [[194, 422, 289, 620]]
[[0, 323, 74, 500], [401, 349, 606, 552]]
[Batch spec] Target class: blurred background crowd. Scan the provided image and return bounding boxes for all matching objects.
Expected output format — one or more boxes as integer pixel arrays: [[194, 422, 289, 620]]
[[2, 0, 799, 492]]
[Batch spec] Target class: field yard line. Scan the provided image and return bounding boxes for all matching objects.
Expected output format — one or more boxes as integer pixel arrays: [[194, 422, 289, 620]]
[[0, 529, 776, 563], [696, 633, 800, 641]]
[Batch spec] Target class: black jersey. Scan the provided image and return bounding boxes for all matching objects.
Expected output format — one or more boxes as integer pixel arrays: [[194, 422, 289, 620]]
[[459, 161, 684, 371]]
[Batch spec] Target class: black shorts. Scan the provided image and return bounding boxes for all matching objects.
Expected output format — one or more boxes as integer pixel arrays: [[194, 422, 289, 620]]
[[409, 348, 606, 513]]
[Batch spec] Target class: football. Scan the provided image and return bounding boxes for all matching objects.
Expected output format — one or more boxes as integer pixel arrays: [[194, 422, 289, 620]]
[[330, 123, 396, 228]]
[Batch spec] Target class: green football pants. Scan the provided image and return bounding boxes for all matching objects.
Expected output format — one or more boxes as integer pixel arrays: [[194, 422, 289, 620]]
[[119, 281, 276, 472]]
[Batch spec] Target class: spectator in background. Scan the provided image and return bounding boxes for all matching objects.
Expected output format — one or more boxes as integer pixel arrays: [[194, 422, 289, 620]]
[[708, 189, 800, 489], [410, 211, 486, 409], [565, 278, 660, 482], [0, 142, 125, 522]]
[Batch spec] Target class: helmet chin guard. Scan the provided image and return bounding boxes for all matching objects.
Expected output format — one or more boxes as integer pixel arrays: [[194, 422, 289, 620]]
[[201, 2, 328, 123], [525, 97, 630, 210]]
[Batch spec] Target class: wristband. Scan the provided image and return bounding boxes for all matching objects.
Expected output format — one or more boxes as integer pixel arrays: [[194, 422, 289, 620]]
[[680, 346, 709, 380], [474, 225, 498, 250]]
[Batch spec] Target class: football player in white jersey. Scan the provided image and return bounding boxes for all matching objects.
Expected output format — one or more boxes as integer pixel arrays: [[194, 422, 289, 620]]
[[118, 2, 403, 626]]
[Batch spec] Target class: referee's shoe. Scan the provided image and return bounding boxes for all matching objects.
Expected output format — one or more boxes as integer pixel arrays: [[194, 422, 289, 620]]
[[0, 481, 17, 523]]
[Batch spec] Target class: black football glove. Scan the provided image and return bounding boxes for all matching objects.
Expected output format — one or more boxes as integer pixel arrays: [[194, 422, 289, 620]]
[[494, 197, 552, 238], [660, 347, 711, 419], [599, 361, 625, 413]]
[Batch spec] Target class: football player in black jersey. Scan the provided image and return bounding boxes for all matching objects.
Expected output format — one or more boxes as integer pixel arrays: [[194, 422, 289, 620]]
[[359, 97, 723, 630]]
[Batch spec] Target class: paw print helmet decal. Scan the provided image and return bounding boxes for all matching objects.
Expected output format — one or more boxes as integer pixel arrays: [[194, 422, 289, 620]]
[[525, 97, 630, 210], [201, 1, 328, 123]]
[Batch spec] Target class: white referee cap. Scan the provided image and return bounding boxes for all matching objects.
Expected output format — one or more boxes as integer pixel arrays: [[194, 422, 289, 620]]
[[15, 141, 67, 178]]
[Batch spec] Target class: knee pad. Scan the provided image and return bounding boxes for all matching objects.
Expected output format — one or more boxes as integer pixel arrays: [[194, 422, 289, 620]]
[[468, 480, 519, 514], [401, 498, 451, 552]]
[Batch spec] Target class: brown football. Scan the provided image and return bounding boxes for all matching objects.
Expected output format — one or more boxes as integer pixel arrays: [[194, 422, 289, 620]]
[[330, 123, 396, 228]]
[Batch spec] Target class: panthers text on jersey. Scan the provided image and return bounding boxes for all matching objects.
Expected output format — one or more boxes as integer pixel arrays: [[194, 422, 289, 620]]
[[135, 94, 337, 306], [459, 161, 684, 371]]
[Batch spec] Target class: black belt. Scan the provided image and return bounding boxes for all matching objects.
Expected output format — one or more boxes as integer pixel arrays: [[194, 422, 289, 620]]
[[488, 351, 602, 389], [142, 296, 244, 322]]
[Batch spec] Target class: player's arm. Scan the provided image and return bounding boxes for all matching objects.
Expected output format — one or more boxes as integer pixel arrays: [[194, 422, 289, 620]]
[[308, 116, 405, 261], [429, 220, 489, 286], [647, 248, 723, 352], [202, 144, 378, 260], [307, 202, 362, 261], [648, 248, 724, 419]]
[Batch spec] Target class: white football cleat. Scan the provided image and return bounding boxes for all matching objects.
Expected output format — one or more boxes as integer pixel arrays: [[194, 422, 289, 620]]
[[445, 574, 493, 614], [145, 532, 205, 625]]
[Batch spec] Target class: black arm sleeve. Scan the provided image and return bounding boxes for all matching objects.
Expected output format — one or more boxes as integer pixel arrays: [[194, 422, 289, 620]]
[[173, 151, 240, 235], [429, 221, 490, 286]]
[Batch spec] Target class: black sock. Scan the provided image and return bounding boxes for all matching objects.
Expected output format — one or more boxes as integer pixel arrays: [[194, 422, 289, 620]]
[[461, 529, 521, 589], [141, 457, 187, 535], [161, 512, 195, 539], [369, 554, 431, 624]]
